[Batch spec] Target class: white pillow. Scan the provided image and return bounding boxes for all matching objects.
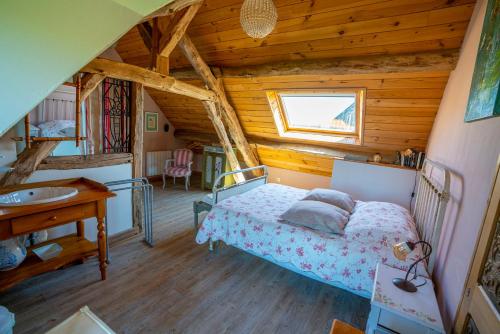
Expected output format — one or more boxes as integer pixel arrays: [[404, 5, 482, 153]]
[[279, 200, 349, 235], [303, 188, 355, 213]]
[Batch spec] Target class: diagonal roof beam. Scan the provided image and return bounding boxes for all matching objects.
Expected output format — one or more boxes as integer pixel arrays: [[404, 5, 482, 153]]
[[137, 22, 153, 51], [80, 73, 106, 101], [81, 58, 216, 101], [178, 34, 260, 169], [159, 3, 202, 58]]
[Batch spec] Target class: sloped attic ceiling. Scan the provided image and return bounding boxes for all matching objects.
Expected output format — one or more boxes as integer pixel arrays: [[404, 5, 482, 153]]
[[115, 0, 476, 174], [0, 0, 173, 137]]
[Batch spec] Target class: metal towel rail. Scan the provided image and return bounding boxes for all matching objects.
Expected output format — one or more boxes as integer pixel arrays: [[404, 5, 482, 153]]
[[104, 178, 154, 262]]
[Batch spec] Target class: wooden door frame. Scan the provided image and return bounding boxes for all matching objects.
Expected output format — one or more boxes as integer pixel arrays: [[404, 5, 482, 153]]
[[454, 155, 500, 332]]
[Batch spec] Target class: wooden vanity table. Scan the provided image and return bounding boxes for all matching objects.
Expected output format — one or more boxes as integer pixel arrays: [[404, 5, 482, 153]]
[[0, 178, 115, 292]]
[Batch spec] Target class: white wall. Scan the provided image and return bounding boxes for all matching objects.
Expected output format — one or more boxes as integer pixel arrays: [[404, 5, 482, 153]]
[[27, 164, 133, 241], [331, 160, 417, 209], [0, 129, 17, 178], [424, 0, 500, 329], [267, 166, 331, 189], [0, 0, 171, 136]]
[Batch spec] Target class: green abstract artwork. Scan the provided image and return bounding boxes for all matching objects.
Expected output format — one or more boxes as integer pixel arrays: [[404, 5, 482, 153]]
[[465, 0, 499, 122]]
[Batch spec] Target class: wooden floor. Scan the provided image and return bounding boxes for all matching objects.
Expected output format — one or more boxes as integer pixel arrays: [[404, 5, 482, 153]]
[[0, 176, 370, 333]]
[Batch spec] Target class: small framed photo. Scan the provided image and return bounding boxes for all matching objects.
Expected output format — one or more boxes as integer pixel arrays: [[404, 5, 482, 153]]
[[145, 112, 158, 132]]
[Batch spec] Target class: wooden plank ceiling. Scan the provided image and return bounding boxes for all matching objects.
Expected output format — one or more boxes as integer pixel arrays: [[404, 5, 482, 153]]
[[116, 0, 475, 176]]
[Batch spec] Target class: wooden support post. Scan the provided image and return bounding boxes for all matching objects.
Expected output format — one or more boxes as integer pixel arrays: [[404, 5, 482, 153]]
[[0, 142, 59, 187], [137, 22, 153, 51], [202, 101, 244, 183], [89, 84, 102, 153], [75, 75, 81, 147], [24, 114, 31, 149], [76, 220, 85, 237], [81, 73, 105, 101], [156, 56, 170, 76], [151, 18, 159, 71], [130, 83, 144, 231], [178, 35, 259, 170]]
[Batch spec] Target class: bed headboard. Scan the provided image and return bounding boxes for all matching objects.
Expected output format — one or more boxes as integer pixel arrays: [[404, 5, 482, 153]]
[[212, 165, 269, 204], [413, 159, 450, 274]]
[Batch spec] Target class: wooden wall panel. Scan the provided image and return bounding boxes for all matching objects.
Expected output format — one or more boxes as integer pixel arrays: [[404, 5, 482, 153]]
[[147, 70, 448, 176], [116, 0, 474, 69], [222, 71, 447, 153], [255, 146, 335, 177], [113, 0, 475, 175]]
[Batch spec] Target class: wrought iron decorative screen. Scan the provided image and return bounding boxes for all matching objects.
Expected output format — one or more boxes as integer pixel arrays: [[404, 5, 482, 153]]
[[102, 78, 131, 153]]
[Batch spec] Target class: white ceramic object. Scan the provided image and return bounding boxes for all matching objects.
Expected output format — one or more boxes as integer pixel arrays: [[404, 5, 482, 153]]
[[32, 243, 62, 261], [0, 187, 78, 206], [0, 306, 15, 334], [0, 238, 26, 271], [26, 230, 49, 246]]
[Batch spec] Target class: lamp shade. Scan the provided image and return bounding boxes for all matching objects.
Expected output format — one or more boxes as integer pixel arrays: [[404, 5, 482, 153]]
[[240, 0, 278, 39], [392, 241, 415, 261]]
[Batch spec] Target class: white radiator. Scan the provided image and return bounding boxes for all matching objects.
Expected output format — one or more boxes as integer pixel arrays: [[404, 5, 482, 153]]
[[146, 151, 172, 177]]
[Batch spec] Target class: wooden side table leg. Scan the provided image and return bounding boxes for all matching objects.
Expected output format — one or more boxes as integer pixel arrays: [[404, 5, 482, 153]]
[[97, 216, 107, 280], [76, 220, 85, 237]]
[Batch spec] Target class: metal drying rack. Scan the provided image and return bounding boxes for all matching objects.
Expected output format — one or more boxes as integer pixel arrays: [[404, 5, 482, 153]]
[[104, 178, 154, 262]]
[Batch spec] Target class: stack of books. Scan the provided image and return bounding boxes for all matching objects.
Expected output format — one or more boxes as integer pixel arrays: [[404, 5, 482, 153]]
[[396, 149, 425, 169]]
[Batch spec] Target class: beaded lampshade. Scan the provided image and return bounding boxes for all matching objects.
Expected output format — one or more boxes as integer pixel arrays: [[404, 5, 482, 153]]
[[240, 0, 278, 39]]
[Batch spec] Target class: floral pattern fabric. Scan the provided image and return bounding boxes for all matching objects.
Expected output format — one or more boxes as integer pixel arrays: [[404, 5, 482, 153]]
[[196, 183, 423, 296]]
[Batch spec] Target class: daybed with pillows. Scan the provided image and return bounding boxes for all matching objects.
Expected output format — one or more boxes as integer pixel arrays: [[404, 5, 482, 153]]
[[195, 183, 424, 298]]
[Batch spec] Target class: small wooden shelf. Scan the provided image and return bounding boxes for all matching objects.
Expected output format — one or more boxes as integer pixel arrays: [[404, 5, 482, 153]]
[[0, 235, 97, 292]]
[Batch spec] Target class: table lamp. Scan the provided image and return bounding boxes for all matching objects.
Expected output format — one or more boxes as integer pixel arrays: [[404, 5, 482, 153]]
[[392, 240, 432, 292]]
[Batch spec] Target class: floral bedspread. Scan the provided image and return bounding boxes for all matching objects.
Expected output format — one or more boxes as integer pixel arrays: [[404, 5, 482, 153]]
[[196, 183, 423, 296]]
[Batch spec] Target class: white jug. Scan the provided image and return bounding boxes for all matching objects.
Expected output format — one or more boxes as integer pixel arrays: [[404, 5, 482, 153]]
[[0, 237, 27, 271]]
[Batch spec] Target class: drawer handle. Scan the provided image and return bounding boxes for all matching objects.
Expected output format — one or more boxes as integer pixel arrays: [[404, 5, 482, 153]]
[[48, 216, 57, 221]]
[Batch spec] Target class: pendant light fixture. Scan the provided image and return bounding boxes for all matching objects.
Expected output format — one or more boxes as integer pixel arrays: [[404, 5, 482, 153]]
[[240, 0, 278, 39]]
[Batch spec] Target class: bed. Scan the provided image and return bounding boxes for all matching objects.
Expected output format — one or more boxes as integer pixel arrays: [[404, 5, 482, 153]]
[[195, 161, 450, 298]]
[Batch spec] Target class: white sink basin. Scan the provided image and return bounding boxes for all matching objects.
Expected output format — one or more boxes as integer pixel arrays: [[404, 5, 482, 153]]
[[0, 187, 78, 206]]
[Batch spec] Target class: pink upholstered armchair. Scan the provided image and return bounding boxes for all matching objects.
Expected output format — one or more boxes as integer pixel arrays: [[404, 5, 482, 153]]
[[163, 149, 194, 191]]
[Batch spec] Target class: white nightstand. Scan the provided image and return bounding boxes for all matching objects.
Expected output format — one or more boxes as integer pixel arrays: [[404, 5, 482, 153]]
[[366, 263, 445, 334]]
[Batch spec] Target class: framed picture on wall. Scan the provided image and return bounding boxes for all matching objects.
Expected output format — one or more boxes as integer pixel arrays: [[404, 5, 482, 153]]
[[145, 112, 158, 132], [464, 0, 499, 122]]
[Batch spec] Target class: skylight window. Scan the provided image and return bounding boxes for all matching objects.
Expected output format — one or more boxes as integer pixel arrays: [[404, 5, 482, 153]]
[[267, 89, 365, 145]]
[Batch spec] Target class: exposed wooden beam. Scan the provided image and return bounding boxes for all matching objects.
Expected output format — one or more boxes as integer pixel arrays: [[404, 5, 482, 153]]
[[150, 18, 170, 75], [130, 83, 144, 180], [168, 50, 460, 79], [137, 22, 153, 51], [81, 58, 216, 101], [81, 73, 105, 102], [0, 142, 59, 187], [150, 18, 160, 70], [159, 3, 202, 58], [174, 129, 221, 144], [218, 50, 460, 77], [130, 83, 145, 231], [143, 0, 203, 21], [174, 130, 377, 162], [156, 56, 170, 75], [201, 101, 244, 183], [38, 153, 133, 170], [178, 35, 260, 169]]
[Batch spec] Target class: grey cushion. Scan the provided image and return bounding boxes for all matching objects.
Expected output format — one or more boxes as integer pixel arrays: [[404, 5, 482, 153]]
[[302, 188, 355, 213], [279, 200, 349, 235]]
